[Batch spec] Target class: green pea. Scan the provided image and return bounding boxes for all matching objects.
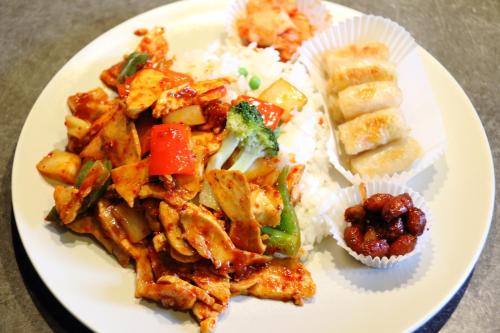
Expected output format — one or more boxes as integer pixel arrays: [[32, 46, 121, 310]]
[[238, 67, 249, 77], [249, 75, 261, 90]]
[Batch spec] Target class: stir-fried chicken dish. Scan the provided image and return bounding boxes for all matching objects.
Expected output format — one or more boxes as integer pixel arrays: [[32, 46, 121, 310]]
[[36, 27, 315, 332], [237, 0, 315, 61]]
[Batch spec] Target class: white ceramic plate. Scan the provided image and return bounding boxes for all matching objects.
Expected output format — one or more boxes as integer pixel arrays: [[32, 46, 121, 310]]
[[11, 1, 495, 332]]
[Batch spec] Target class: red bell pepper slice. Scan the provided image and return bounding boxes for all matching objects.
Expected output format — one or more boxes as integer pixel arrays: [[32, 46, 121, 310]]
[[236, 96, 284, 130], [149, 124, 195, 176]]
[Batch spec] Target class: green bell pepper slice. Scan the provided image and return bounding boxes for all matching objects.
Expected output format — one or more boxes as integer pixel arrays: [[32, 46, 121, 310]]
[[261, 166, 301, 256]]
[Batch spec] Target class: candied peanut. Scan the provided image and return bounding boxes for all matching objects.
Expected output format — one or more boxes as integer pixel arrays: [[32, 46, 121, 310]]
[[406, 207, 427, 236], [344, 225, 363, 253], [389, 234, 417, 256], [363, 193, 393, 212], [382, 196, 409, 221], [387, 218, 405, 240], [344, 205, 366, 224], [359, 239, 389, 258], [365, 211, 384, 226], [397, 193, 414, 210], [378, 218, 404, 241], [363, 227, 378, 242]]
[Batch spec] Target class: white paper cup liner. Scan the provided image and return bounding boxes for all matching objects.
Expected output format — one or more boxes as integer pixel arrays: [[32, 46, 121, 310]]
[[328, 142, 447, 185], [323, 181, 432, 269], [298, 15, 447, 185], [226, 0, 332, 54], [296, 0, 332, 32]]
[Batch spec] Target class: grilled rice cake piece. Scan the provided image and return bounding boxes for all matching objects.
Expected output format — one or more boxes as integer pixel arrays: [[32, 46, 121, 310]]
[[327, 58, 396, 94], [350, 137, 423, 176], [324, 42, 395, 94], [338, 108, 407, 155], [325, 42, 389, 61], [338, 81, 402, 121]]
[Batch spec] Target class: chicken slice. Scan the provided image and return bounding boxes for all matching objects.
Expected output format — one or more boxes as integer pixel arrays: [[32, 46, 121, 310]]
[[170, 247, 202, 264], [100, 110, 141, 167], [111, 158, 149, 207], [152, 204, 201, 263], [179, 202, 233, 268], [192, 265, 231, 305], [205, 170, 252, 223], [67, 216, 113, 251], [81, 109, 141, 167], [180, 203, 270, 271], [153, 79, 229, 118], [153, 83, 197, 118], [140, 199, 162, 232], [134, 246, 155, 297], [138, 183, 187, 208], [147, 246, 171, 280], [85, 109, 117, 143], [126, 69, 168, 118], [135, 250, 202, 310], [287, 164, 305, 205], [67, 215, 130, 267], [205, 170, 266, 254], [250, 185, 283, 227], [138, 183, 167, 199], [111, 203, 151, 243], [157, 275, 215, 307], [80, 134, 105, 161], [155, 284, 198, 310], [191, 131, 222, 157], [230, 258, 316, 305], [97, 210, 206, 311], [192, 302, 224, 333], [158, 201, 197, 257], [67, 87, 119, 122], [97, 199, 142, 259], [152, 232, 169, 253], [193, 79, 229, 104], [173, 145, 206, 201], [244, 156, 281, 187], [127, 239, 207, 310]]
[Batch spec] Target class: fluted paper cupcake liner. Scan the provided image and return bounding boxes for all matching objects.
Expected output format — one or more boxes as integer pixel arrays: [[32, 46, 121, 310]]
[[298, 15, 447, 185], [324, 181, 432, 268]]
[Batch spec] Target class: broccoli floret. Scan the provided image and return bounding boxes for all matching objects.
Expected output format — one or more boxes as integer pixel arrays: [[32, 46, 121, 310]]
[[230, 125, 279, 171], [227, 100, 264, 136], [206, 101, 279, 172]]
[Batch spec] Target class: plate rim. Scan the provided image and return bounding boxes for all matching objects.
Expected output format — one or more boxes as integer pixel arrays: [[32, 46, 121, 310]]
[[403, 47, 495, 331], [11, 0, 496, 332]]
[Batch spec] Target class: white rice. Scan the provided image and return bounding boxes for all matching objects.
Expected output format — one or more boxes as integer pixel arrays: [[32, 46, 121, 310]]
[[172, 41, 339, 252]]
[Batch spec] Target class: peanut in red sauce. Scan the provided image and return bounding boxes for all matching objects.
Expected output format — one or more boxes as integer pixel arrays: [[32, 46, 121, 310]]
[[343, 192, 426, 258]]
